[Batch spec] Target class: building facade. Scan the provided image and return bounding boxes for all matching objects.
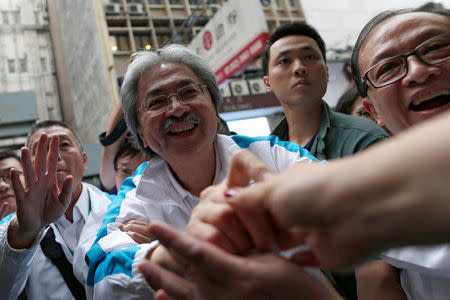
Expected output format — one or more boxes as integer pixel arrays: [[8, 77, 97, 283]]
[[0, 0, 61, 150]]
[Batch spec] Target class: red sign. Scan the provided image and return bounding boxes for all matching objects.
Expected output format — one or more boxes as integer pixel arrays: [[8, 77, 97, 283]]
[[215, 32, 269, 85], [202, 30, 213, 51]]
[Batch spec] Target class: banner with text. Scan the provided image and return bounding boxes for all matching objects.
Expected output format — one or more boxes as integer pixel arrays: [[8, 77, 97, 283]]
[[188, 0, 269, 85]]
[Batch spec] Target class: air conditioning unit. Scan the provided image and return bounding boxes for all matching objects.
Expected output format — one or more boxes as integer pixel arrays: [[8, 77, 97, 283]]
[[230, 79, 250, 97], [128, 3, 144, 15], [248, 78, 267, 95], [219, 83, 232, 98], [104, 3, 120, 15]]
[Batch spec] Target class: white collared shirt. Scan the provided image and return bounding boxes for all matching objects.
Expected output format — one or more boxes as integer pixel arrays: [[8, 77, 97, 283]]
[[0, 182, 111, 300]]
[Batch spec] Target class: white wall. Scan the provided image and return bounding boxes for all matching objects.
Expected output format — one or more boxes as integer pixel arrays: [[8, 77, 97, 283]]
[[301, 0, 450, 49]]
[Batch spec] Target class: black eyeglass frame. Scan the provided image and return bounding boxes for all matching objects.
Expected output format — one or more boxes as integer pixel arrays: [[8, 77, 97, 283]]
[[360, 32, 450, 97]]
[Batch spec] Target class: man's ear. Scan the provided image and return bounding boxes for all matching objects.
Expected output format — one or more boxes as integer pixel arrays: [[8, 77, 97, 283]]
[[263, 76, 272, 92], [326, 65, 329, 82], [362, 98, 384, 127], [82, 152, 88, 171], [138, 128, 148, 148]]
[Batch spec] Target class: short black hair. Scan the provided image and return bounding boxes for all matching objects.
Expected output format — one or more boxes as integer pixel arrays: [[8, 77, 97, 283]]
[[261, 22, 327, 76], [0, 149, 20, 164], [113, 141, 149, 170], [335, 87, 361, 115], [351, 6, 450, 97], [26, 120, 84, 152]]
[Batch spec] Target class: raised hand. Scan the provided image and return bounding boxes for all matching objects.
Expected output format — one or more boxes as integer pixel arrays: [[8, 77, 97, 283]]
[[7, 133, 74, 249]]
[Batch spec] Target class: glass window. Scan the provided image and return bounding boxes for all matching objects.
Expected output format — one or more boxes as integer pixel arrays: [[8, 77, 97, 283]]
[[169, 0, 182, 4], [19, 58, 27, 73], [34, 11, 39, 24], [2, 12, 8, 24], [111, 0, 120, 3], [289, 0, 296, 8], [41, 57, 47, 72], [13, 11, 20, 24], [110, 35, 118, 52], [126, 0, 141, 3], [148, 0, 163, 4], [8, 59, 15, 73], [134, 34, 151, 50], [117, 35, 131, 51]]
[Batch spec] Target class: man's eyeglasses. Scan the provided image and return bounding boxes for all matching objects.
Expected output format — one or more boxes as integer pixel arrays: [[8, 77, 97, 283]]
[[0, 169, 22, 184], [139, 83, 208, 116], [361, 32, 450, 95]]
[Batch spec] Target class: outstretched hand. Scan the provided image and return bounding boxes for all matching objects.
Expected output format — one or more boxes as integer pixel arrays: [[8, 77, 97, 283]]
[[140, 222, 331, 300], [8, 133, 74, 249]]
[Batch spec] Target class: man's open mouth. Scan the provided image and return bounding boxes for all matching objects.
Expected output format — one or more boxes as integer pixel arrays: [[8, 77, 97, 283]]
[[409, 89, 450, 112], [167, 123, 198, 136]]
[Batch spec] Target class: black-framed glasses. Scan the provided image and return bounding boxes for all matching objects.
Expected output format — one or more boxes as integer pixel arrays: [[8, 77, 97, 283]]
[[0, 169, 22, 184], [139, 83, 208, 116], [361, 32, 450, 95]]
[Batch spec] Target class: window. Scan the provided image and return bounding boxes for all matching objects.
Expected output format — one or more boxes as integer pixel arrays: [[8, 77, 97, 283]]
[[169, 0, 182, 4], [19, 58, 27, 73], [34, 11, 39, 24], [13, 11, 20, 24], [111, 0, 120, 3], [289, 0, 296, 9], [273, 0, 280, 9], [126, 0, 141, 3], [148, 0, 163, 4], [134, 34, 151, 50], [8, 59, 15, 73], [116, 35, 131, 51], [2, 11, 8, 24], [41, 57, 47, 72]]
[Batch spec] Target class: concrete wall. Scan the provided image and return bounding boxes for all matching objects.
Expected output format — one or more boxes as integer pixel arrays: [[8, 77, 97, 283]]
[[48, 0, 119, 145]]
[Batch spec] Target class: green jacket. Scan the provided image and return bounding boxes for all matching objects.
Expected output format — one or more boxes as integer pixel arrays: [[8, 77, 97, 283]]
[[271, 101, 389, 160]]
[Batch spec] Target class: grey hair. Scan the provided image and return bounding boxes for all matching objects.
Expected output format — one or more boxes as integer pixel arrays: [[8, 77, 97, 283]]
[[120, 44, 221, 156]]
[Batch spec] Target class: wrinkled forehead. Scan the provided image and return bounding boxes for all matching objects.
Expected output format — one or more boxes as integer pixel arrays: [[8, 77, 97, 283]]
[[359, 12, 450, 71], [29, 126, 77, 149], [0, 157, 22, 172]]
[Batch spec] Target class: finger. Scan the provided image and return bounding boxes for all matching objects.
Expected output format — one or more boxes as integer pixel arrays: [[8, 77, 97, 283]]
[[154, 290, 176, 300], [226, 184, 279, 252], [226, 150, 274, 187], [149, 222, 242, 279], [11, 168, 25, 207], [139, 260, 195, 300], [125, 231, 154, 244], [290, 250, 321, 267], [186, 221, 238, 254], [0, 202, 9, 219], [47, 135, 59, 180], [21, 147, 36, 188], [35, 133, 49, 176], [189, 201, 252, 254], [58, 175, 74, 209]]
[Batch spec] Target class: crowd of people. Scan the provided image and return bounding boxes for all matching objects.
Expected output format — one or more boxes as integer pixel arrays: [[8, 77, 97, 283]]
[[0, 4, 449, 300]]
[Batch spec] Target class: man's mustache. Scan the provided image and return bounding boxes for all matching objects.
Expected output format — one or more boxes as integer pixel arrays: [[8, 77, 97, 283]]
[[162, 114, 200, 132]]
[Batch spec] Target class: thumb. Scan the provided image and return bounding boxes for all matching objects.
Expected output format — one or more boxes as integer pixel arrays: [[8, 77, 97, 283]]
[[226, 150, 274, 188]]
